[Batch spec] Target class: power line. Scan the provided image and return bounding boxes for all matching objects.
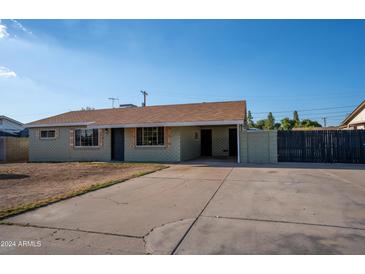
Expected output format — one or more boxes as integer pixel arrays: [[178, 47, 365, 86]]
[[251, 105, 356, 115], [153, 90, 364, 102], [252, 110, 352, 119]]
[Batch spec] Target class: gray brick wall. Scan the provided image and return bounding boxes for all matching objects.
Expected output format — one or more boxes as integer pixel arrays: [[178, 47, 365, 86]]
[[124, 127, 181, 162], [180, 126, 201, 161], [239, 130, 278, 163], [201, 125, 235, 157], [29, 127, 111, 162], [28, 126, 277, 164]]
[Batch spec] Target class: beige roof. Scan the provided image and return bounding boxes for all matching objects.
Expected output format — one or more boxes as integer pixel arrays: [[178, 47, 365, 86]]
[[26, 100, 246, 128]]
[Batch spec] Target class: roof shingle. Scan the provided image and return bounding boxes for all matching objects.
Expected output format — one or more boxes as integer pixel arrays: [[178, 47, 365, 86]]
[[26, 100, 246, 128]]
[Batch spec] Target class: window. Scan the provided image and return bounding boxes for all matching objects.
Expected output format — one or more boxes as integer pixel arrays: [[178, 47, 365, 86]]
[[40, 130, 56, 139], [75, 129, 99, 147], [136, 127, 164, 146]]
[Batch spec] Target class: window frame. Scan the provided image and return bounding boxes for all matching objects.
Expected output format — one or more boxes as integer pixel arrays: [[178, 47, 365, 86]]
[[74, 128, 99, 148], [40, 129, 56, 140], [136, 127, 165, 147]]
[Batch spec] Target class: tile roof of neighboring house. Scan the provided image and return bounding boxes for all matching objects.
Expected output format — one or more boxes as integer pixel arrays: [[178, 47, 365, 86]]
[[340, 100, 365, 128], [26, 100, 246, 128]]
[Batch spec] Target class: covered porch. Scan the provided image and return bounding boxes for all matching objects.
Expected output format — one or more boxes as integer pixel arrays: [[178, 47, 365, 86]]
[[180, 125, 242, 162], [113, 124, 243, 163]]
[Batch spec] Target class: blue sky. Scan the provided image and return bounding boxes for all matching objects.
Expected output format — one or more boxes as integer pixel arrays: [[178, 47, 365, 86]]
[[0, 20, 364, 125]]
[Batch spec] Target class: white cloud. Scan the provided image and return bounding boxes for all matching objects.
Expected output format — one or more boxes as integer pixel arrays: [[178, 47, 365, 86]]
[[10, 19, 33, 36], [0, 20, 9, 39], [0, 66, 17, 78], [0, 20, 33, 39]]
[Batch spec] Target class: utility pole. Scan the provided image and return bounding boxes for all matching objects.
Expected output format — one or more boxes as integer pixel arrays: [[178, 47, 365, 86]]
[[108, 97, 119, 108], [140, 90, 148, 107], [322, 117, 327, 127]]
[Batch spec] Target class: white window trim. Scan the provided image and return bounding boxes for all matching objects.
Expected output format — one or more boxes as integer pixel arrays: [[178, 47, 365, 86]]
[[39, 129, 57, 140], [136, 127, 165, 147], [74, 128, 100, 148]]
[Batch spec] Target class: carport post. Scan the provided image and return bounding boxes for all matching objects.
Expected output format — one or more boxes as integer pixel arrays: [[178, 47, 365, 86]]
[[237, 124, 241, 163]]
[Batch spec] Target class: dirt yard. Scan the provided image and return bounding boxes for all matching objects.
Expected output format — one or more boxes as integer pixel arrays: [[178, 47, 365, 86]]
[[0, 162, 165, 217]]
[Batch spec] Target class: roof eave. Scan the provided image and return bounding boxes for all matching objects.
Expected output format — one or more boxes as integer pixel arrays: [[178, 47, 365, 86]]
[[88, 120, 244, 129], [340, 100, 365, 126], [0, 115, 24, 126], [25, 120, 244, 129], [25, 122, 95, 128]]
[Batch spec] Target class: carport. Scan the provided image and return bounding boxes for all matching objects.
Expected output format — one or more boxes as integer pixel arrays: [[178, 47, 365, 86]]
[[188, 124, 242, 163]]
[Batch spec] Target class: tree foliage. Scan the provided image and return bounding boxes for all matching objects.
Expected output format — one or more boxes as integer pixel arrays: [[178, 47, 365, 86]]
[[300, 119, 322, 128], [247, 110, 254, 128], [255, 119, 266, 129], [264, 112, 275, 130], [280, 117, 295, 130], [293, 111, 300, 127], [249, 110, 322, 130]]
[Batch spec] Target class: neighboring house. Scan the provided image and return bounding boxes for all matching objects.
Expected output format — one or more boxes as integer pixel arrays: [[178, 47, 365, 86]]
[[0, 115, 25, 136], [340, 100, 365, 129], [0, 116, 28, 162], [25, 100, 278, 164]]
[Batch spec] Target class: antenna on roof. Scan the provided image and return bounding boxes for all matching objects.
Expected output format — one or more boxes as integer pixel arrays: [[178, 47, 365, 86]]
[[108, 97, 119, 108], [140, 91, 148, 107]]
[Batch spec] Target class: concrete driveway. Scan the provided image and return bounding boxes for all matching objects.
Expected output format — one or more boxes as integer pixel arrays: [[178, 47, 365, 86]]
[[1, 161, 365, 254]]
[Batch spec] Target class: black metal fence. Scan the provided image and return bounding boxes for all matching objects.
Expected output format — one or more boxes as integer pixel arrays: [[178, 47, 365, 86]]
[[278, 130, 365, 163]]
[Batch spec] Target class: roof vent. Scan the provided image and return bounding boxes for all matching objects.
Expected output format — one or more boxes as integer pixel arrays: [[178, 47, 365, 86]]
[[119, 104, 138, 108]]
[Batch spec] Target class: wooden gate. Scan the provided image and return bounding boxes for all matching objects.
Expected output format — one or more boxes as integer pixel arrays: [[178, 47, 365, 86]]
[[278, 130, 365, 163]]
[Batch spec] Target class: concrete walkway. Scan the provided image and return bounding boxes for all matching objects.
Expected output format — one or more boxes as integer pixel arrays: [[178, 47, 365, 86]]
[[1, 162, 365, 254]]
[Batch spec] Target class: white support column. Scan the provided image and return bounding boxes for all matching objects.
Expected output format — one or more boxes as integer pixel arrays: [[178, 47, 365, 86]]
[[237, 124, 241, 163]]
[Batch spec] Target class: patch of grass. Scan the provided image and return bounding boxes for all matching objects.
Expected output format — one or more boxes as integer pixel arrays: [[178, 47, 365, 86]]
[[0, 165, 167, 221]]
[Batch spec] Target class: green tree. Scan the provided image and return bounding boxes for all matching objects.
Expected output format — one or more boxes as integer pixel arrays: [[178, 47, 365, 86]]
[[247, 110, 255, 128], [293, 110, 300, 127], [300, 119, 322, 128], [274, 123, 281, 129], [255, 119, 266, 129], [280, 117, 295, 130], [264, 112, 275, 130]]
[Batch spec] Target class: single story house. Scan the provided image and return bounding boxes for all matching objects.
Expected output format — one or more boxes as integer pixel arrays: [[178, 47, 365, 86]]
[[340, 100, 365, 130], [26, 101, 246, 162], [26, 100, 278, 164]]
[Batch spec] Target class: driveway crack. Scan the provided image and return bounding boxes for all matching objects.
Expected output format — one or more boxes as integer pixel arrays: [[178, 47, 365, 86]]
[[0, 222, 143, 239], [170, 167, 234, 254], [201, 215, 365, 231]]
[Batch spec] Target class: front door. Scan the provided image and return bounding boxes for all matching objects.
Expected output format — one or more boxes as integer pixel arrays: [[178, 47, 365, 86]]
[[229, 128, 237, 157], [201, 129, 212, 156], [111, 128, 124, 161]]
